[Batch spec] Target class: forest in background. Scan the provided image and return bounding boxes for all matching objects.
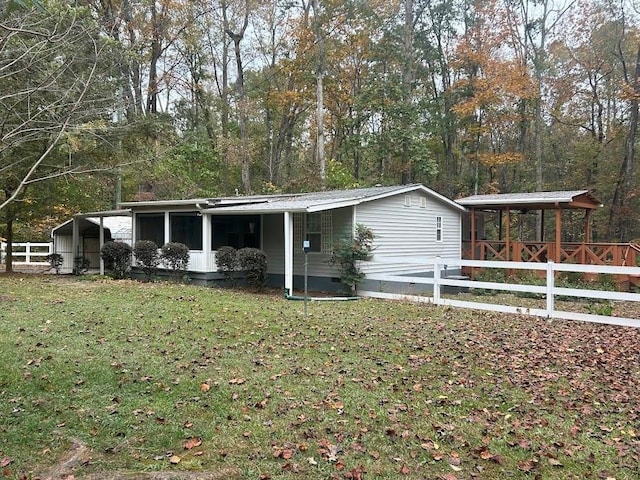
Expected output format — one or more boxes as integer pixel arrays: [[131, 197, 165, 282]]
[[1, 0, 639, 243]]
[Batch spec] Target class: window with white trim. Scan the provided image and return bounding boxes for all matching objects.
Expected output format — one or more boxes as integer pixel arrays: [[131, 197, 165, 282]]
[[435, 216, 443, 242]]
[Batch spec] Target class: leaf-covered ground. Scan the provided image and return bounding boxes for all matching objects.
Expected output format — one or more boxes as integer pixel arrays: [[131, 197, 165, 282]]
[[0, 275, 639, 479]]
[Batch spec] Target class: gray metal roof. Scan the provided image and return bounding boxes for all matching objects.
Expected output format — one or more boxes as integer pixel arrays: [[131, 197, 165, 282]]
[[456, 190, 602, 209], [115, 185, 463, 214], [201, 184, 465, 214]]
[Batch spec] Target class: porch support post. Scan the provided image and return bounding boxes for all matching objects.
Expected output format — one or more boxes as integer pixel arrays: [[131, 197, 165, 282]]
[[164, 212, 170, 245], [498, 210, 503, 241], [540, 210, 545, 241], [202, 214, 211, 270], [470, 208, 476, 260], [99, 217, 105, 275], [284, 211, 293, 295], [555, 206, 562, 262], [72, 216, 79, 273], [505, 208, 511, 261]]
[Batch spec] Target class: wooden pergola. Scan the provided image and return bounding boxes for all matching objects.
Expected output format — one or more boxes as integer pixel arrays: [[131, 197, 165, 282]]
[[457, 190, 607, 263]]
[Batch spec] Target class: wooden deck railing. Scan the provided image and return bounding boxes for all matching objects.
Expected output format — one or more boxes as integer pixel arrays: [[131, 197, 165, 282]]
[[462, 241, 640, 267]]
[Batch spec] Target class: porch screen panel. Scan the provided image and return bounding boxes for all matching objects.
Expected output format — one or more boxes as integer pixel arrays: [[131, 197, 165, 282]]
[[212, 215, 260, 250], [136, 213, 164, 247], [321, 211, 333, 254], [293, 213, 303, 252], [306, 213, 322, 252], [295, 212, 332, 253], [170, 212, 203, 250]]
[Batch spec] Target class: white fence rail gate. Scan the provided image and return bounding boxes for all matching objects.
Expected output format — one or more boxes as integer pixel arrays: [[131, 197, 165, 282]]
[[0, 242, 52, 264], [362, 259, 640, 328]]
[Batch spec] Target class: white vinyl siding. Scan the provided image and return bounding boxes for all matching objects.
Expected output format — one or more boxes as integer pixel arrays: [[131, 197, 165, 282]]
[[264, 210, 351, 277], [355, 192, 461, 275]]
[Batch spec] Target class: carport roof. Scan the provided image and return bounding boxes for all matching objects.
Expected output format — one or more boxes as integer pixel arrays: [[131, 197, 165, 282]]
[[456, 190, 602, 211]]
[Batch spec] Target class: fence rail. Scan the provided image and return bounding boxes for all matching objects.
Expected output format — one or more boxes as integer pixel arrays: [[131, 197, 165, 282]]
[[363, 259, 640, 328], [0, 242, 52, 264]]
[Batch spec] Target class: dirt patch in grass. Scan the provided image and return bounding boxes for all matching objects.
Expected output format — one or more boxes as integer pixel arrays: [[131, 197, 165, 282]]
[[36, 439, 241, 480]]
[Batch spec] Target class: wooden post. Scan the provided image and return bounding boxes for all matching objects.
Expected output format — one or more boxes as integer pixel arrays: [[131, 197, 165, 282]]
[[505, 208, 511, 261], [470, 208, 476, 261], [555, 206, 562, 262]]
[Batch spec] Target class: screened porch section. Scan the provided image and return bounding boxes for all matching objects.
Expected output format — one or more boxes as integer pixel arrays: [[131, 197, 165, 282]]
[[134, 212, 261, 271]]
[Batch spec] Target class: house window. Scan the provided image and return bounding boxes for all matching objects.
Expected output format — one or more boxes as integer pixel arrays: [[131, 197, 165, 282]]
[[404, 195, 411, 207], [136, 213, 164, 247], [306, 213, 322, 252], [170, 212, 202, 250], [212, 215, 260, 250], [436, 216, 443, 242], [294, 212, 333, 253]]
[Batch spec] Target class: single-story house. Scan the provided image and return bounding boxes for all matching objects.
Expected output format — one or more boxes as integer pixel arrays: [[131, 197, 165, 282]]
[[51, 211, 132, 274], [119, 184, 466, 295]]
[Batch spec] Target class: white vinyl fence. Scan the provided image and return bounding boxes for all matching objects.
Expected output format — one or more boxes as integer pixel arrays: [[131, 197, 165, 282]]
[[362, 259, 640, 328], [0, 242, 52, 264]]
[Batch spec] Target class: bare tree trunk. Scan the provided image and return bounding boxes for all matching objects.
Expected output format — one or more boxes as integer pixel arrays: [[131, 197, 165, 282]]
[[221, 0, 230, 139], [400, 0, 414, 185], [2, 195, 14, 273], [147, 0, 161, 114], [608, 43, 640, 241], [311, 0, 326, 187], [226, 3, 251, 193]]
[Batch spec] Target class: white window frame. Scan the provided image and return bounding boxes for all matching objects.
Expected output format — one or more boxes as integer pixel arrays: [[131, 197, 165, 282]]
[[436, 216, 443, 242]]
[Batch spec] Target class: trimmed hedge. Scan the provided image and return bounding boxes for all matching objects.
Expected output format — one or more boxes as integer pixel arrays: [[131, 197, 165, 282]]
[[134, 240, 160, 280], [100, 241, 132, 279], [216, 246, 238, 285], [160, 242, 190, 280], [238, 247, 267, 290]]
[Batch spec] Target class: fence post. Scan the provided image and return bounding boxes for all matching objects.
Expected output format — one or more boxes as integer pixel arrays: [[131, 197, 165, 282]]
[[546, 261, 555, 318], [433, 256, 441, 305]]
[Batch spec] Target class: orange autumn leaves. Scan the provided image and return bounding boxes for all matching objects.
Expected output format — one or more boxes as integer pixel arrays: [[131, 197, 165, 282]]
[[450, 0, 535, 169]]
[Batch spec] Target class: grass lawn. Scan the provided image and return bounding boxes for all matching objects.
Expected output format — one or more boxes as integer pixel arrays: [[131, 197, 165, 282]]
[[0, 275, 639, 479]]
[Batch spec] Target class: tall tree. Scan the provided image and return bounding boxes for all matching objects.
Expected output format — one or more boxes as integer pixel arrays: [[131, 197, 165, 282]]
[[0, 2, 119, 211], [607, 0, 640, 241]]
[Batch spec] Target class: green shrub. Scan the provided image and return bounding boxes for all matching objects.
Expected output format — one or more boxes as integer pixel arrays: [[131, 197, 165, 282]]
[[46, 253, 63, 274], [470, 268, 506, 296], [73, 256, 90, 275], [328, 224, 375, 295], [514, 271, 545, 299], [216, 246, 238, 286], [160, 242, 190, 281], [238, 248, 267, 290], [133, 240, 160, 280], [586, 301, 614, 316], [100, 241, 132, 279]]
